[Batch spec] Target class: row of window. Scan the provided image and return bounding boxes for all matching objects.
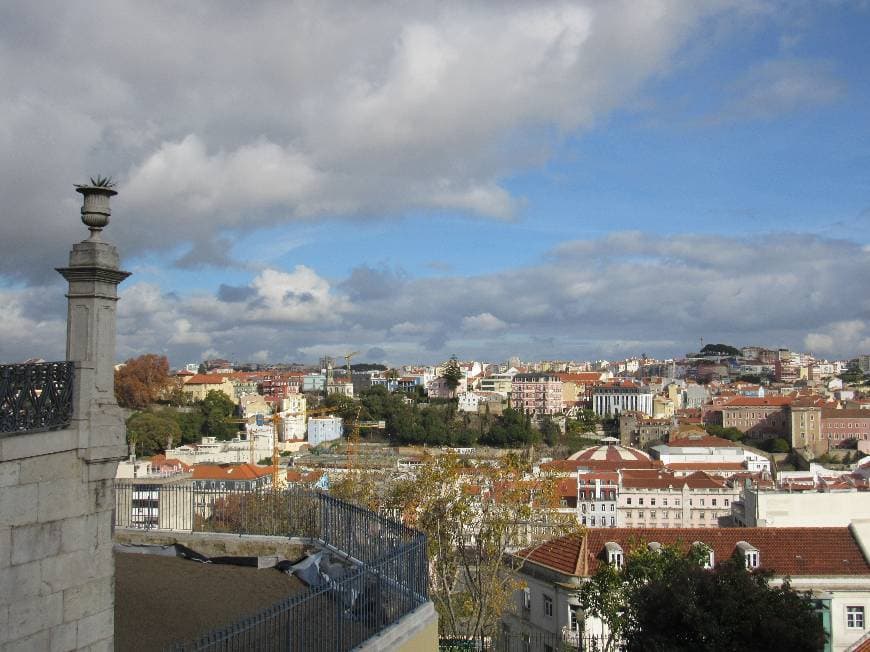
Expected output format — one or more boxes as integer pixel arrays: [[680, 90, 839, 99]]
[[578, 490, 616, 499], [581, 503, 615, 512], [581, 516, 616, 527], [626, 510, 715, 520], [624, 497, 729, 508]]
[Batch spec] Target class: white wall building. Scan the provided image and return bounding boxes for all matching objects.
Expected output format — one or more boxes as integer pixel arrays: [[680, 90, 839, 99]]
[[592, 384, 653, 417], [308, 416, 344, 446]]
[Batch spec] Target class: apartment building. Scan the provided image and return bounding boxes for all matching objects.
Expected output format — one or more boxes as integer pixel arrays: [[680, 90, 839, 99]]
[[618, 469, 739, 528], [511, 373, 564, 415], [719, 396, 793, 439], [508, 525, 870, 652], [592, 382, 653, 417], [180, 373, 237, 402]]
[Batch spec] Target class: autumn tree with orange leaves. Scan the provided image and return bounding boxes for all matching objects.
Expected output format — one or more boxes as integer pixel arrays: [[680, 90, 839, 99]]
[[114, 353, 173, 409]]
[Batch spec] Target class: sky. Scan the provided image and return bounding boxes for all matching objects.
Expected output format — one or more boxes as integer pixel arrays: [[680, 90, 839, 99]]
[[2, 0, 869, 367]]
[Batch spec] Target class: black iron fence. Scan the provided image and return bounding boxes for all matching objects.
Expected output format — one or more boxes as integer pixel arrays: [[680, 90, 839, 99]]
[[113, 482, 429, 651], [440, 630, 608, 652], [0, 361, 74, 434]]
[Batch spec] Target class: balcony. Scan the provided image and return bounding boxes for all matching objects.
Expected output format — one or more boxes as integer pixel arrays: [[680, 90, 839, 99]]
[[0, 361, 74, 434], [114, 483, 433, 650]]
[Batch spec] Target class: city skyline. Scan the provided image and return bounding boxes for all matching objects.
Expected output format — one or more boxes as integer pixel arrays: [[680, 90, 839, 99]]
[[2, 2, 869, 365]]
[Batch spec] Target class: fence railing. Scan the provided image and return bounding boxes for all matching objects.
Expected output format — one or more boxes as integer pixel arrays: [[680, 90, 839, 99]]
[[0, 361, 74, 434], [440, 630, 609, 652], [113, 482, 429, 651]]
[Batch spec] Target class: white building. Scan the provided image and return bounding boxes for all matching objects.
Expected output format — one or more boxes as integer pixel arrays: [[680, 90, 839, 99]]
[[650, 433, 771, 476], [592, 383, 653, 417], [458, 392, 481, 413], [308, 416, 343, 446], [507, 523, 870, 652], [734, 487, 870, 527]]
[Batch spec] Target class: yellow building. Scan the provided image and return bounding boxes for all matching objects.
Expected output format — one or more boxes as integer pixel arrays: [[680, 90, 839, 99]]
[[180, 374, 237, 403]]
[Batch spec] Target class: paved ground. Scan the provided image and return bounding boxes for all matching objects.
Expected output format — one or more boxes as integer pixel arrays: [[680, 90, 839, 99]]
[[114, 552, 307, 651]]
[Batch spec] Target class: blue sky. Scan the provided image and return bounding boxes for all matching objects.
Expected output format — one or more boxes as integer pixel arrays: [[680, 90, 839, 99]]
[[1, 1, 869, 366]]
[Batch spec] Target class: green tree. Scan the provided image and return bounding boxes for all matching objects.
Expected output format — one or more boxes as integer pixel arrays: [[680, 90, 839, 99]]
[[539, 416, 561, 447], [442, 355, 464, 397], [200, 390, 237, 440], [126, 412, 181, 457], [169, 409, 206, 445], [388, 453, 578, 640], [580, 543, 825, 652], [704, 424, 745, 442], [699, 343, 741, 357]]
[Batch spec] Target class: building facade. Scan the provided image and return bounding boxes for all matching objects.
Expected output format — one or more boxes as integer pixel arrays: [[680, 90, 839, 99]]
[[592, 383, 653, 417], [511, 374, 564, 416]]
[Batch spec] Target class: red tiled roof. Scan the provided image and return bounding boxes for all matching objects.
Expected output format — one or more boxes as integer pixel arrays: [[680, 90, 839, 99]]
[[183, 374, 229, 385], [721, 396, 793, 407], [517, 527, 870, 577], [620, 470, 726, 490], [192, 463, 272, 480]]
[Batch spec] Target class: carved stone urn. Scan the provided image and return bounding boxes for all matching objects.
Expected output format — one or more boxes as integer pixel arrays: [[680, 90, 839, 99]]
[[75, 183, 118, 240]]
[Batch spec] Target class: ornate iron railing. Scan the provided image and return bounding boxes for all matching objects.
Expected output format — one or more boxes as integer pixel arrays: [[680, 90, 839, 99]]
[[0, 362, 74, 434]]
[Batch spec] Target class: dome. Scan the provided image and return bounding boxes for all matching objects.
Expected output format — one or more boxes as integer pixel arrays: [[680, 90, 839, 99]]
[[567, 442, 657, 470]]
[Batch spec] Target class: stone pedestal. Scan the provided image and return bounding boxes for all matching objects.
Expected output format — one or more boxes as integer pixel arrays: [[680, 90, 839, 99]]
[[57, 239, 130, 462]]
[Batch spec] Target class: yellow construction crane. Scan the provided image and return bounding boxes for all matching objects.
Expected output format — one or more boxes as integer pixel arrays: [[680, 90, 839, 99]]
[[265, 405, 341, 489]]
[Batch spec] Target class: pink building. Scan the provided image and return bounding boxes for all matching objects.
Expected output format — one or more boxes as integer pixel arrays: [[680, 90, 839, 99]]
[[821, 409, 870, 448], [510, 373, 563, 415]]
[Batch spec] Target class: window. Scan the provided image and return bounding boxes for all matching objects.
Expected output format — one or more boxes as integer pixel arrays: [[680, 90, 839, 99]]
[[700, 499, 705, 507], [712, 499, 717, 507], [651, 511, 657, 519], [590, 503, 596, 512], [610, 503, 615, 512], [847, 606, 865, 629], [606, 542, 624, 568], [544, 594, 553, 618], [610, 516, 615, 526], [651, 498, 656, 506], [626, 497, 632, 505], [675, 499, 681, 506], [724, 499, 729, 507], [600, 504, 606, 512], [570, 609, 579, 631], [639, 498, 644, 506], [590, 516, 596, 526], [737, 541, 760, 569], [663, 498, 668, 506]]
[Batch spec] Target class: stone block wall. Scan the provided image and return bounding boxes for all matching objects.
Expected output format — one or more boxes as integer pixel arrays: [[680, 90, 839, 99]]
[[0, 438, 117, 651]]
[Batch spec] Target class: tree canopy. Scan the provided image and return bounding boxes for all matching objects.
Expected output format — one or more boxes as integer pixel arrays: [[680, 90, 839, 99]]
[[126, 411, 181, 457], [699, 343, 741, 357], [441, 355, 464, 395], [114, 354, 172, 408], [580, 543, 826, 652]]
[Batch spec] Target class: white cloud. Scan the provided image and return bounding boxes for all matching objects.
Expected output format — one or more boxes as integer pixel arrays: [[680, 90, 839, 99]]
[[0, 0, 733, 278], [712, 58, 845, 122], [462, 313, 508, 332]]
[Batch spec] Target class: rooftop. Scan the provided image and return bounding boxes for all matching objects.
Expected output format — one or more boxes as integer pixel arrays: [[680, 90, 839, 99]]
[[517, 527, 870, 578]]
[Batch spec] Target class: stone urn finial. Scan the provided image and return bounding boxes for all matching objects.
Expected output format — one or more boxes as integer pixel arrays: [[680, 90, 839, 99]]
[[75, 175, 118, 241]]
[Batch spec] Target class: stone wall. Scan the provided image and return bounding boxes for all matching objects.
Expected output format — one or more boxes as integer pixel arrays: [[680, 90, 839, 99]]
[[0, 434, 117, 651]]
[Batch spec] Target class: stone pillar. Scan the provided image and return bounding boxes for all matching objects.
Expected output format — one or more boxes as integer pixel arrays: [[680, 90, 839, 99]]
[[57, 184, 130, 462]]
